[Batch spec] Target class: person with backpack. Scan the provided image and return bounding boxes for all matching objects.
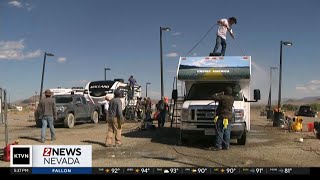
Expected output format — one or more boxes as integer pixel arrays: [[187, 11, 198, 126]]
[[157, 97, 168, 128]]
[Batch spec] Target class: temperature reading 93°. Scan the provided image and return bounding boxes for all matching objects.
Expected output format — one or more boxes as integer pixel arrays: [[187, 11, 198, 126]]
[[226, 168, 236, 174], [170, 168, 179, 174]]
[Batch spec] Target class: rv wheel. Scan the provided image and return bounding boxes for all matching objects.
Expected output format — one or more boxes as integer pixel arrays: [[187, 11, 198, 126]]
[[237, 130, 247, 145]]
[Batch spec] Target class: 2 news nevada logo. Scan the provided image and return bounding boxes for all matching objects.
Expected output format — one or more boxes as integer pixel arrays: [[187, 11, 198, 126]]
[[33, 145, 92, 167], [10, 145, 33, 167]]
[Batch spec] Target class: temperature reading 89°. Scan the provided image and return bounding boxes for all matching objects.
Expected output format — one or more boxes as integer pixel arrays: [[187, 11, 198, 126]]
[[284, 168, 292, 174], [226, 168, 236, 174]]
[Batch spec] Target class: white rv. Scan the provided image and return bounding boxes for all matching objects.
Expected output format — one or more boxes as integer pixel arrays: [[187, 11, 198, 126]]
[[84, 80, 142, 111], [177, 56, 260, 145]]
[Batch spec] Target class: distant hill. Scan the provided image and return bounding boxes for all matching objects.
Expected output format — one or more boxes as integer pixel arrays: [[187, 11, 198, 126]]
[[283, 96, 320, 105], [13, 95, 39, 106]]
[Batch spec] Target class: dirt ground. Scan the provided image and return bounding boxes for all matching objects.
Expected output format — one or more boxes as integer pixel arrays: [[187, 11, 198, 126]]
[[0, 110, 319, 167]]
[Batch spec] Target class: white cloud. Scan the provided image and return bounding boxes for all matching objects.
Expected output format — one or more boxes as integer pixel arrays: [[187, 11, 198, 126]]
[[57, 57, 67, 63], [192, 53, 197, 56], [310, 80, 320, 84], [172, 32, 182, 36], [8, 1, 33, 11], [71, 80, 89, 85], [166, 52, 179, 58], [25, 3, 33, 11], [171, 44, 177, 48], [8, 1, 22, 8], [0, 39, 41, 60], [296, 80, 320, 93]]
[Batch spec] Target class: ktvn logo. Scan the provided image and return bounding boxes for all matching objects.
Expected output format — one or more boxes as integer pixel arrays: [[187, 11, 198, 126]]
[[10, 145, 33, 167]]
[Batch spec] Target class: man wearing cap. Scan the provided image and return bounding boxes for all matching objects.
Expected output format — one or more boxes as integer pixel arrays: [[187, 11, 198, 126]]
[[36, 90, 57, 143], [212, 17, 237, 56], [211, 86, 234, 151], [106, 89, 124, 147]]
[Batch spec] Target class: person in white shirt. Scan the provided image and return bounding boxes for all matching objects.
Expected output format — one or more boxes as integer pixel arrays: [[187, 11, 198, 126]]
[[212, 17, 237, 56], [98, 94, 112, 122]]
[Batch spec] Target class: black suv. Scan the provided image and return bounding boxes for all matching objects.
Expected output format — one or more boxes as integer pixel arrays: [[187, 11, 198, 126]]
[[36, 95, 101, 128], [295, 105, 318, 118]]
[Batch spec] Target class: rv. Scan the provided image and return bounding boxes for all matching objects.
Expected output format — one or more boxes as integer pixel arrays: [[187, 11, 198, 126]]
[[84, 80, 142, 118], [177, 56, 260, 145]]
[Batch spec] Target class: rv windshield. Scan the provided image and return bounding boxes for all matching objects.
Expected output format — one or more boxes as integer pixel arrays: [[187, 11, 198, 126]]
[[89, 81, 115, 97], [186, 83, 243, 101]]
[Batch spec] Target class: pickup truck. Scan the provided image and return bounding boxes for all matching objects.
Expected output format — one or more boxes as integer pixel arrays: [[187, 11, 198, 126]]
[[36, 94, 100, 128], [295, 105, 318, 118]]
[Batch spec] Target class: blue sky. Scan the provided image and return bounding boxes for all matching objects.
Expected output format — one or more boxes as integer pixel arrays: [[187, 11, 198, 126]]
[[1, 0, 320, 103]]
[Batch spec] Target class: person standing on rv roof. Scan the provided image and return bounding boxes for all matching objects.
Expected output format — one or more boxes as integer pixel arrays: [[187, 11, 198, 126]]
[[128, 75, 137, 100], [212, 17, 237, 56]]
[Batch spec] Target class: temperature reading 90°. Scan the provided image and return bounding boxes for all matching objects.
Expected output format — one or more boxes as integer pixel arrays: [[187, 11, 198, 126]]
[[226, 168, 236, 174]]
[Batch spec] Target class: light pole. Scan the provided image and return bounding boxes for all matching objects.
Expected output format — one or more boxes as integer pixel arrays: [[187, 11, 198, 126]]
[[267, 67, 277, 119], [268, 67, 278, 110], [146, 82, 151, 97], [160, 27, 171, 99], [278, 41, 293, 110], [274, 41, 292, 126], [104, 68, 111, 81], [39, 52, 54, 101]]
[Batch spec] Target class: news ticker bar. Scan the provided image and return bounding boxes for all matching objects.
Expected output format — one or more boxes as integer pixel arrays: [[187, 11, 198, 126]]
[[8, 167, 319, 175]]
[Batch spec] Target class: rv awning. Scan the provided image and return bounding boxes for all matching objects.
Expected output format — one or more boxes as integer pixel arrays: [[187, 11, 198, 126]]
[[177, 56, 251, 81]]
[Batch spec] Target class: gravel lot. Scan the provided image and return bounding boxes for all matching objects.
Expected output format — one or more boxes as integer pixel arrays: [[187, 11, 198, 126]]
[[0, 110, 319, 167]]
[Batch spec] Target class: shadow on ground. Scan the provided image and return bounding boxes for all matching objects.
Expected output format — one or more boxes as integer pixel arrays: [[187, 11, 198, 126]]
[[81, 140, 105, 147], [122, 127, 216, 148], [19, 136, 40, 142]]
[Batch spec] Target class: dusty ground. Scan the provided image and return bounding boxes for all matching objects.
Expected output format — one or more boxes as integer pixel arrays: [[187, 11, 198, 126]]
[[0, 110, 319, 167]]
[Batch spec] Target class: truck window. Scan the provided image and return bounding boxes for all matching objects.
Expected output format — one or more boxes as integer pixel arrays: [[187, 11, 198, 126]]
[[81, 97, 87, 105], [54, 96, 73, 104], [186, 83, 243, 101]]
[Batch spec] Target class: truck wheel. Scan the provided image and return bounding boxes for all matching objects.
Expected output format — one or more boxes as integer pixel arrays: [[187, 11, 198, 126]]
[[237, 130, 247, 145], [64, 113, 75, 128], [91, 111, 99, 124]]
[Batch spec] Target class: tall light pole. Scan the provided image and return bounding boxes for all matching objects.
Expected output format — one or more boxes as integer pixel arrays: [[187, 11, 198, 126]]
[[160, 27, 171, 99], [146, 82, 151, 97], [268, 67, 278, 110], [104, 67, 111, 81], [39, 52, 54, 101], [274, 41, 292, 126], [278, 41, 292, 110]]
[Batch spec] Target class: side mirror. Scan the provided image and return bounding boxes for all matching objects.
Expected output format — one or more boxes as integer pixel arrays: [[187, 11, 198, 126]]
[[83, 90, 88, 94], [254, 89, 261, 101], [172, 89, 178, 100]]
